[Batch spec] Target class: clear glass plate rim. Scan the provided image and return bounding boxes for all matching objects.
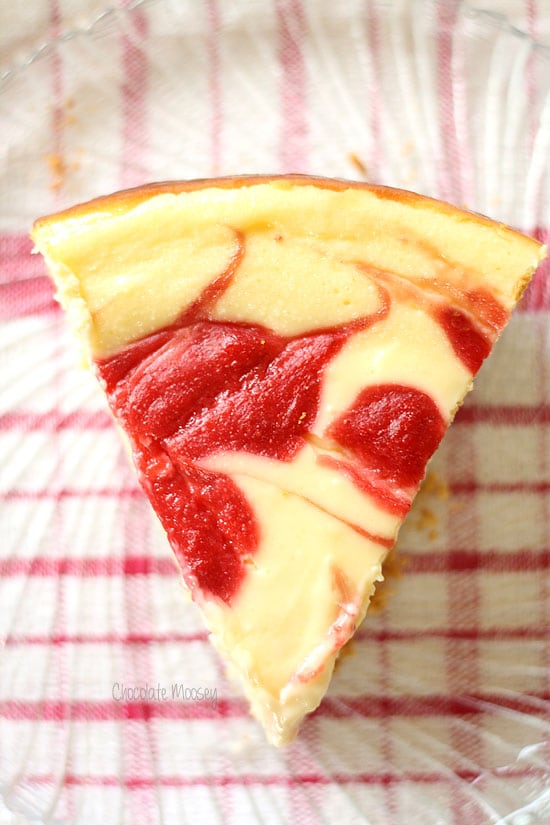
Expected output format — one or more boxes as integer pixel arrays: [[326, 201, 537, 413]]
[[1, 0, 549, 96]]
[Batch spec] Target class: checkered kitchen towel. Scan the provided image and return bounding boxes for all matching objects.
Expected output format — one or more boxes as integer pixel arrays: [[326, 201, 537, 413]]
[[0, 1, 548, 824]]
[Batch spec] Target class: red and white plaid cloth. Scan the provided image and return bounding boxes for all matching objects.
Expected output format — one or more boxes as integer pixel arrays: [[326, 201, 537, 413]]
[[0, 1, 548, 823]]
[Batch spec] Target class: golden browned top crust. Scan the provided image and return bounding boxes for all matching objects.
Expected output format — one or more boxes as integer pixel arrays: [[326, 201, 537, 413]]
[[32, 174, 541, 251]]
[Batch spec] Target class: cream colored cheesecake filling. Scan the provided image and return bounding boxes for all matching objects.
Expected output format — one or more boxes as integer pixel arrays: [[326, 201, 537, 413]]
[[196, 296, 473, 744], [315, 300, 473, 432], [202, 443, 401, 543], [33, 182, 543, 361], [31, 177, 545, 747], [201, 474, 386, 745]]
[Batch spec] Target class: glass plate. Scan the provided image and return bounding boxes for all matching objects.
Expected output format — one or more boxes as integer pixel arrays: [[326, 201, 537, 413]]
[[0, 1, 548, 823]]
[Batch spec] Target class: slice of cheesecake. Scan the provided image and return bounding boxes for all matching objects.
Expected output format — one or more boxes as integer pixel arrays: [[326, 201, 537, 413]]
[[31, 175, 545, 745]]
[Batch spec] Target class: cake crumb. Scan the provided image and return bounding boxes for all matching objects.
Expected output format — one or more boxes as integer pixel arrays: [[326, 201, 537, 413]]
[[348, 152, 369, 179], [63, 99, 78, 127], [417, 506, 437, 529], [45, 150, 82, 191], [45, 153, 67, 191], [422, 469, 449, 500], [407, 470, 449, 535]]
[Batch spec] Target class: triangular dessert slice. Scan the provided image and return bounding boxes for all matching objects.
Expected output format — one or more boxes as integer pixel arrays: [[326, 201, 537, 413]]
[[32, 175, 545, 745]]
